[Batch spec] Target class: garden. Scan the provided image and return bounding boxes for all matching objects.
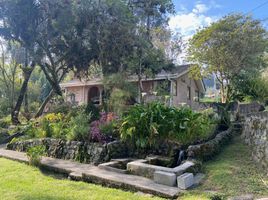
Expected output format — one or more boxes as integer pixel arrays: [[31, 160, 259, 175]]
[[3, 101, 223, 164], [0, 0, 267, 199]]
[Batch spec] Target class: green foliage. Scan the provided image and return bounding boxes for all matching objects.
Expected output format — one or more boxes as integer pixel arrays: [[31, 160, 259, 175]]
[[85, 103, 100, 121], [120, 102, 217, 148], [99, 120, 118, 139], [0, 116, 11, 129], [231, 73, 268, 103], [67, 112, 91, 141], [103, 73, 137, 115], [216, 105, 231, 129], [23, 106, 96, 142], [188, 14, 267, 103], [108, 89, 131, 116], [155, 80, 170, 96], [26, 145, 46, 166], [48, 102, 73, 115]]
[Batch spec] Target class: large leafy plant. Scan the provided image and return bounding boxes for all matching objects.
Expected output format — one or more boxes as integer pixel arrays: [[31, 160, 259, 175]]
[[120, 102, 217, 148]]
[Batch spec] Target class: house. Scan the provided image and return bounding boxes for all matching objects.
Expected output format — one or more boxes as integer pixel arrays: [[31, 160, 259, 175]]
[[60, 65, 205, 109]]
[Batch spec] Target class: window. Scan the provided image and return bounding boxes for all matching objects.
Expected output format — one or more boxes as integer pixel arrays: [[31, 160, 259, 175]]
[[70, 93, 76, 103], [187, 86, 191, 100], [172, 81, 177, 96]]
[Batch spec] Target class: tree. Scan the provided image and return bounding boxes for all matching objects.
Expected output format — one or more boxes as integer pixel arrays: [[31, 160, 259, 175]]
[[188, 14, 267, 103], [231, 68, 268, 103], [128, 0, 175, 40], [0, 0, 92, 119], [0, 41, 22, 116], [124, 0, 176, 102], [0, 0, 42, 123], [126, 38, 174, 102]]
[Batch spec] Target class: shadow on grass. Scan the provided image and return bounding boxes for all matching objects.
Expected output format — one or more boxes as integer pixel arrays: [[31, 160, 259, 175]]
[[19, 194, 74, 200], [39, 166, 68, 180]]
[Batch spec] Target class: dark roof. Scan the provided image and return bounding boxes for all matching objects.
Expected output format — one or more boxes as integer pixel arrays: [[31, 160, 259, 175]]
[[158, 64, 190, 76], [170, 64, 190, 75]]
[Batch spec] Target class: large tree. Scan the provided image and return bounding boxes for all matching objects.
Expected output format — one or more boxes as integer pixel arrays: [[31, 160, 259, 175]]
[[188, 14, 267, 103], [0, 0, 95, 120], [0, 0, 42, 123], [128, 0, 175, 40]]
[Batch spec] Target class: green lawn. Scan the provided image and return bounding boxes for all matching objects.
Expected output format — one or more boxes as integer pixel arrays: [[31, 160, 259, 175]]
[[0, 137, 267, 200], [0, 158, 162, 200], [185, 137, 268, 199]]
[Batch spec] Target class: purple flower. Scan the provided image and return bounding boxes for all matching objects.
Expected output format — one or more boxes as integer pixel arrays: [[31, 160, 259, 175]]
[[89, 112, 118, 143]]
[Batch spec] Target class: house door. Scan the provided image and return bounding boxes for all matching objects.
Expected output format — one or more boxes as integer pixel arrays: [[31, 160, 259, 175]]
[[88, 86, 100, 104]]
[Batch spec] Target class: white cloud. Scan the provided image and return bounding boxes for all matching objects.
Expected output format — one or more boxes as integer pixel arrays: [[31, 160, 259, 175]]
[[169, 1, 218, 37], [193, 3, 209, 14], [168, 1, 220, 64], [169, 12, 214, 37]]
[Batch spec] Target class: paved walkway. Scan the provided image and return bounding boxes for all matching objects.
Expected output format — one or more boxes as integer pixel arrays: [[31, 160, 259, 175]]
[[0, 148, 181, 199]]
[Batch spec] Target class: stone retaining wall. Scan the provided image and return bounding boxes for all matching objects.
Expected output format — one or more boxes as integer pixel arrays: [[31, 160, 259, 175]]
[[198, 102, 264, 116], [186, 128, 233, 161], [242, 111, 268, 169], [7, 138, 181, 165], [7, 139, 127, 165]]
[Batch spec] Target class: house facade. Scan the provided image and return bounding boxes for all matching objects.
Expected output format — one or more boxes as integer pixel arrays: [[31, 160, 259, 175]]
[[60, 65, 205, 109]]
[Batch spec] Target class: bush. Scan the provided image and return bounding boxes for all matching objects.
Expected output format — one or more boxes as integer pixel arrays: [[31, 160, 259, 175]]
[[48, 102, 73, 115], [85, 102, 100, 121], [67, 112, 91, 141], [120, 102, 217, 148], [0, 119, 9, 129], [90, 112, 118, 143], [26, 145, 46, 166], [0, 116, 11, 129]]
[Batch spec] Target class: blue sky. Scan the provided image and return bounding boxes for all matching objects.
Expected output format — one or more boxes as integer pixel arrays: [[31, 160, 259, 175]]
[[170, 0, 268, 37]]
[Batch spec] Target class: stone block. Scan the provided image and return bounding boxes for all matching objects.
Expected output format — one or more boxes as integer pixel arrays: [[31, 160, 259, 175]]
[[173, 161, 195, 176], [154, 171, 176, 187], [177, 173, 194, 190]]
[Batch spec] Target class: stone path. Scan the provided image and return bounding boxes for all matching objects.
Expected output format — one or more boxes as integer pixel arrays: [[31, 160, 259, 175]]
[[0, 148, 181, 199]]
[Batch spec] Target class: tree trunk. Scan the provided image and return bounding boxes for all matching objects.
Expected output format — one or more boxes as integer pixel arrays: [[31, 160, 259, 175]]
[[138, 75, 144, 104], [39, 63, 62, 96], [11, 65, 35, 125], [35, 89, 54, 118], [23, 91, 31, 121], [35, 69, 66, 118]]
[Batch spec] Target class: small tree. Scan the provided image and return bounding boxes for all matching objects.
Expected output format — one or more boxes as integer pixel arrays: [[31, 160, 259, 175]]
[[188, 14, 267, 103]]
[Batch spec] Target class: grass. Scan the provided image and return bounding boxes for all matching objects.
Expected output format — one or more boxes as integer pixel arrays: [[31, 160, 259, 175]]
[[182, 137, 268, 199], [0, 158, 162, 200], [0, 137, 267, 200]]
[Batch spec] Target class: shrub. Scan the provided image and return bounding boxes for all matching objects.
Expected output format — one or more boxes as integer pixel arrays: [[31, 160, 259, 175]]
[[90, 112, 119, 143], [0, 119, 9, 129], [120, 102, 217, 148], [67, 112, 91, 141], [39, 118, 53, 138], [26, 145, 46, 166], [48, 102, 72, 115], [0, 116, 11, 129], [85, 102, 100, 121]]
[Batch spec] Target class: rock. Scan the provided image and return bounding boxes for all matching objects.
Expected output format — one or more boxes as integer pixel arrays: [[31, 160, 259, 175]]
[[177, 173, 194, 190], [187, 128, 233, 161], [154, 171, 176, 187], [242, 111, 268, 169], [173, 161, 196, 176]]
